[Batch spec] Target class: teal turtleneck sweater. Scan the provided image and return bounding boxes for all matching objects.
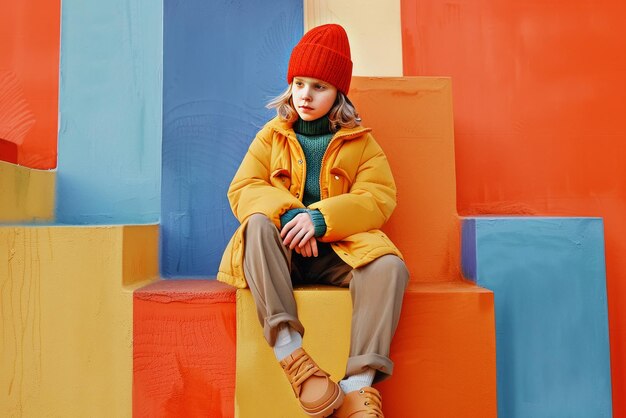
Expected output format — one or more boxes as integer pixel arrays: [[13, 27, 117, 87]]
[[293, 117, 334, 206], [279, 116, 332, 238]]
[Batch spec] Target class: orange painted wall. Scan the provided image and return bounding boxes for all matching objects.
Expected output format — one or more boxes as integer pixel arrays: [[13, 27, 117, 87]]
[[0, 1, 60, 169], [401, 0, 626, 414]]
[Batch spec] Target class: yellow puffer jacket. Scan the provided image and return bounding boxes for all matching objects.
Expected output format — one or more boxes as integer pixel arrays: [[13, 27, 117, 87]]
[[217, 116, 403, 288]]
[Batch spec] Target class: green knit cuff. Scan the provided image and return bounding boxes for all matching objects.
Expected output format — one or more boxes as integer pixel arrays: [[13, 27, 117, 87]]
[[307, 209, 327, 237], [280, 209, 326, 238], [280, 209, 308, 229]]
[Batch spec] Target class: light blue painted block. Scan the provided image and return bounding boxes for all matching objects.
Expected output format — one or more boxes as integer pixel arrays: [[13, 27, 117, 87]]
[[56, 0, 162, 224], [161, 0, 303, 277], [462, 217, 612, 418]]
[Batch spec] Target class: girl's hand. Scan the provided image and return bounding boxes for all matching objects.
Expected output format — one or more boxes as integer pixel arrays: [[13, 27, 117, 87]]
[[294, 236, 318, 258], [281, 212, 318, 257]]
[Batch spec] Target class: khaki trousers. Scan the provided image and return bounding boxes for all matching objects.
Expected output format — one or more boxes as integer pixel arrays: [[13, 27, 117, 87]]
[[243, 214, 409, 382]]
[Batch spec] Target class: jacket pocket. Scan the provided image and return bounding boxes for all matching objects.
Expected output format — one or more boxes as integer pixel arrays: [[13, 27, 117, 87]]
[[328, 167, 352, 196], [270, 168, 291, 191]]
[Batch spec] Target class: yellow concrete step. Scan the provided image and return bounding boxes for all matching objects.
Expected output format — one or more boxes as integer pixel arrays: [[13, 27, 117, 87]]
[[0, 160, 55, 223], [0, 224, 158, 418]]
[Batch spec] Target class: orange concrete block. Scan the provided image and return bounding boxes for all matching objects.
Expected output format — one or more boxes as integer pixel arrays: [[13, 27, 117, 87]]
[[350, 77, 460, 282], [133, 280, 237, 418], [378, 281, 497, 417]]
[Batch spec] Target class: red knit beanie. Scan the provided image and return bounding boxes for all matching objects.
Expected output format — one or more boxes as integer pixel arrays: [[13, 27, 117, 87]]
[[287, 24, 353, 95]]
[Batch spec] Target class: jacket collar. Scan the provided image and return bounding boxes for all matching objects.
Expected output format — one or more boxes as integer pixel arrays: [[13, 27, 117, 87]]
[[267, 116, 371, 141]]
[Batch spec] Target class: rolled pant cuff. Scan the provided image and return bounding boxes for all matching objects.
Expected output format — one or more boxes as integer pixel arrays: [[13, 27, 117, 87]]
[[264, 312, 305, 346], [346, 353, 394, 383]]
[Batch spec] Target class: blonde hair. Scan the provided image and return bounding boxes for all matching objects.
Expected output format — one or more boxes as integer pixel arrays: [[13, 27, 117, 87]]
[[266, 84, 361, 132]]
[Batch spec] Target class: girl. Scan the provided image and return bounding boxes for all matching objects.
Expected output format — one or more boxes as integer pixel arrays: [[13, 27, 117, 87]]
[[218, 24, 409, 418]]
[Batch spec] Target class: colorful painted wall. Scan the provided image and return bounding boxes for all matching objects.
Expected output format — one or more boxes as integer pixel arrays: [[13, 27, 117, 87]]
[[1, 0, 162, 224], [401, 1, 626, 414], [1, 0, 623, 416]]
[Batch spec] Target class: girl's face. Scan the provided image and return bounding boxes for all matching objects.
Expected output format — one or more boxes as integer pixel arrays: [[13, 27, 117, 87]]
[[291, 76, 338, 121]]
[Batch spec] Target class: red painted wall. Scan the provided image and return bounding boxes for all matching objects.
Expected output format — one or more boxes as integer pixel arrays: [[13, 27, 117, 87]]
[[401, 0, 625, 414], [0, 1, 60, 169]]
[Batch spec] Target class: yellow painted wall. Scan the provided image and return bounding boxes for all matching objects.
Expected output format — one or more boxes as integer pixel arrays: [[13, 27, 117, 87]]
[[304, 0, 403, 77], [0, 225, 158, 418], [0, 161, 55, 223]]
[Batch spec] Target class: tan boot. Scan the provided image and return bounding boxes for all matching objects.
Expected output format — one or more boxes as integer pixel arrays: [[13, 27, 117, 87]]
[[279, 347, 344, 417], [332, 387, 383, 418]]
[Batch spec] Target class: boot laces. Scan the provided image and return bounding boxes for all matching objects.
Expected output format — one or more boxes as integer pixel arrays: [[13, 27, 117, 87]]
[[286, 351, 320, 392], [360, 389, 383, 417]]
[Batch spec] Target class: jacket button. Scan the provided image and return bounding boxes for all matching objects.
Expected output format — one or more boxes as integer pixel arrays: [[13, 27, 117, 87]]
[[296, 193, 300, 198], [334, 175, 340, 180], [298, 160, 303, 164]]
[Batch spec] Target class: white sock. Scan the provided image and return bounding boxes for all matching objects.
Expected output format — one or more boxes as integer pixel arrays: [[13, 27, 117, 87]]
[[273, 324, 303, 361], [339, 368, 376, 393]]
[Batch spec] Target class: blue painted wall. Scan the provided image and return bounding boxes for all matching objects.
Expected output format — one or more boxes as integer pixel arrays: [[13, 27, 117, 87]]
[[462, 217, 612, 418], [161, 0, 303, 277], [56, 0, 162, 224]]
